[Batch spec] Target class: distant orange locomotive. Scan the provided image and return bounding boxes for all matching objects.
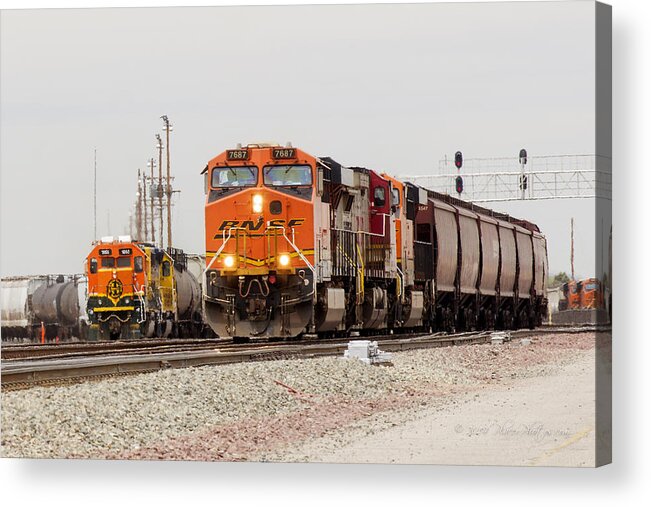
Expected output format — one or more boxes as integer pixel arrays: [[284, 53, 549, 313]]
[[578, 278, 604, 309], [558, 278, 604, 312], [85, 237, 203, 340], [202, 144, 548, 340]]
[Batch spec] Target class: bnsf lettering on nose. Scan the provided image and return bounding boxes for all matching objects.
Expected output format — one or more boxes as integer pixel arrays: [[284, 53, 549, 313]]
[[218, 218, 305, 231]]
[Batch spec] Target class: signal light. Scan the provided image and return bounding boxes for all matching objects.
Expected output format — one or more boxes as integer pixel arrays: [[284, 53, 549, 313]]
[[454, 151, 463, 169], [519, 148, 528, 165], [455, 176, 464, 194]]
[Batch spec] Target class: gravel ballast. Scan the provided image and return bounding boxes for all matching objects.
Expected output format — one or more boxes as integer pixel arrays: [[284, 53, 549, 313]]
[[1, 332, 595, 461]]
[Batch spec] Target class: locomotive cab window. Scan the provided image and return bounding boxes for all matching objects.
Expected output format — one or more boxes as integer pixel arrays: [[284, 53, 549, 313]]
[[101, 257, 115, 268], [392, 188, 400, 207], [117, 256, 131, 268], [263, 165, 312, 187], [162, 260, 171, 277], [89, 258, 98, 274], [374, 187, 386, 207], [134, 256, 144, 273], [211, 166, 258, 188]]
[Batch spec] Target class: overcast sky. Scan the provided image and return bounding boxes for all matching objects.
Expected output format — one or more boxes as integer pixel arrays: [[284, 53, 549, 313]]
[[0, 1, 608, 279]]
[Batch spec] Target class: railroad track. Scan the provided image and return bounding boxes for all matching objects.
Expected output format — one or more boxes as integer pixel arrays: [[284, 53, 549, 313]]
[[1, 338, 231, 361], [1, 326, 606, 391]]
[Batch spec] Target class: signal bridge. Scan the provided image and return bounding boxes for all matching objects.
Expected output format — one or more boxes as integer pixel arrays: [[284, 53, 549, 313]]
[[401, 154, 611, 203]]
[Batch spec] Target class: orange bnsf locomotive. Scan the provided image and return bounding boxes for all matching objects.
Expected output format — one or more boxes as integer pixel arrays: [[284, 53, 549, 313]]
[[202, 144, 548, 340], [85, 237, 203, 340]]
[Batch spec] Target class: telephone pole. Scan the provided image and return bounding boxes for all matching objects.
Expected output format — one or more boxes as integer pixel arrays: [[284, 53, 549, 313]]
[[147, 158, 156, 243], [156, 134, 164, 247], [161, 115, 173, 249], [93, 148, 97, 241], [571, 217, 575, 281], [136, 169, 143, 241], [142, 169, 148, 242]]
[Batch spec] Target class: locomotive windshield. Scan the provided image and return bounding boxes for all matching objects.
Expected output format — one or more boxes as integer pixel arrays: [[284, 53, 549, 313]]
[[101, 257, 115, 268], [263, 165, 312, 187], [584, 283, 598, 291], [212, 166, 258, 187], [117, 257, 131, 268]]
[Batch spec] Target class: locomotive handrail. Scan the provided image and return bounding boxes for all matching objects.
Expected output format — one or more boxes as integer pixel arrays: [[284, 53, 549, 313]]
[[133, 281, 146, 324], [332, 212, 392, 238], [396, 265, 404, 300], [280, 226, 315, 274], [356, 242, 365, 303], [203, 227, 235, 276]]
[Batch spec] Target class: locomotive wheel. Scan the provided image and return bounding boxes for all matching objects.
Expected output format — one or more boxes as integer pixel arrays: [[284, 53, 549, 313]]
[[162, 319, 173, 338], [143, 319, 156, 338]]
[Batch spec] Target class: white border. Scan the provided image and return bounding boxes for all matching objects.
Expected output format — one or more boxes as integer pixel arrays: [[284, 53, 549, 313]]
[[1, 0, 649, 505]]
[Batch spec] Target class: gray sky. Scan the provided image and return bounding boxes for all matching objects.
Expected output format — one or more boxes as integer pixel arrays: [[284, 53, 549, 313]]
[[0, 1, 605, 279]]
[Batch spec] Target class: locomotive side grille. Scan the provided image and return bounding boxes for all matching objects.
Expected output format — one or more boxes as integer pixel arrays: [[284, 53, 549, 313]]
[[332, 229, 356, 277]]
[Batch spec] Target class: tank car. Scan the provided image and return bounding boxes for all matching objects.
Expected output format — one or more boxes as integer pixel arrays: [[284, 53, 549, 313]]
[[85, 236, 203, 340], [202, 144, 548, 340], [1, 274, 88, 341]]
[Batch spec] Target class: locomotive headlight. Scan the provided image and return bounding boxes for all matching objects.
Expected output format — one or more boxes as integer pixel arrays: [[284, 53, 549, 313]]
[[223, 255, 235, 268], [278, 253, 290, 267], [252, 194, 263, 213]]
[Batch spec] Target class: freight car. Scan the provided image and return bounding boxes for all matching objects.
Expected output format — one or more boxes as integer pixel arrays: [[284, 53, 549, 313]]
[[85, 236, 204, 340], [202, 144, 548, 340], [1, 274, 88, 342]]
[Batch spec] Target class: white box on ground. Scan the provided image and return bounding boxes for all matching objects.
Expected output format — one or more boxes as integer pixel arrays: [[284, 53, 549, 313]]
[[344, 340, 392, 365]]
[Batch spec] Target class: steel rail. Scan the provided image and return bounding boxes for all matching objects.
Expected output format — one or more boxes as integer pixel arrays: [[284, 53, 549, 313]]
[[0, 326, 604, 391]]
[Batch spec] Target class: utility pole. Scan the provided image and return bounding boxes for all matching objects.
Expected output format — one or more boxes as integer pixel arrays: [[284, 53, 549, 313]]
[[147, 158, 156, 243], [161, 115, 173, 249], [93, 148, 97, 241], [136, 169, 143, 241], [142, 169, 148, 242], [156, 134, 164, 247], [571, 217, 575, 281]]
